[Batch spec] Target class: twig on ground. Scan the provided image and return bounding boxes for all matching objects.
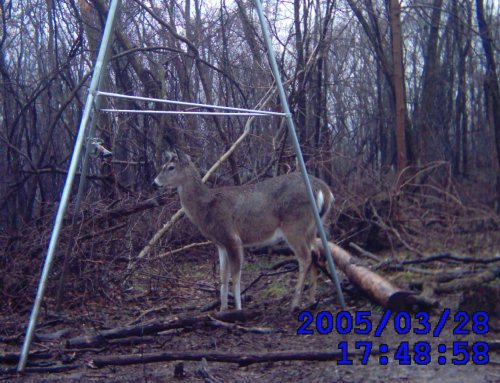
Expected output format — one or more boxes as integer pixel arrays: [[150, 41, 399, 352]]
[[349, 242, 383, 263]]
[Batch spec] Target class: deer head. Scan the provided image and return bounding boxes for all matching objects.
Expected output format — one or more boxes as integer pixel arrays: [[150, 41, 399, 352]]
[[154, 150, 193, 188]]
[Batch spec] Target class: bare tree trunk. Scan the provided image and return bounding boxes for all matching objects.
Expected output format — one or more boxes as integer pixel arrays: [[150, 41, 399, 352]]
[[389, 0, 407, 175], [476, 0, 500, 210], [235, 0, 263, 70], [91, 0, 179, 156], [416, 0, 444, 164], [345, 0, 408, 170], [452, 0, 471, 176], [313, 0, 335, 179], [293, 0, 308, 152]]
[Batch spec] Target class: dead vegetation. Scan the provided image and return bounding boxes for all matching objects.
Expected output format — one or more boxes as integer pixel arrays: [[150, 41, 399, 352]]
[[1, 163, 499, 381], [1, 163, 497, 312]]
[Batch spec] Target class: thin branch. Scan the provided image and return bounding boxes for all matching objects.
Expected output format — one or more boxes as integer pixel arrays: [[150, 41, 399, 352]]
[[152, 241, 212, 261]]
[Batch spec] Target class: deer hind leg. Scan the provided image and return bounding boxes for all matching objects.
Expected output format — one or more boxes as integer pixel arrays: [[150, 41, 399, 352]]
[[285, 239, 313, 310], [308, 246, 320, 304], [285, 227, 317, 310], [217, 246, 230, 311]]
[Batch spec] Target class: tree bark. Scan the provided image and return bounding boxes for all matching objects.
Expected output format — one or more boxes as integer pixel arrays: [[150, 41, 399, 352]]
[[417, 0, 444, 164], [476, 0, 500, 210], [389, 0, 407, 175]]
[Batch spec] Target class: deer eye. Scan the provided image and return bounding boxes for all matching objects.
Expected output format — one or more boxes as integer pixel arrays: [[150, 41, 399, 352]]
[[166, 164, 175, 171]]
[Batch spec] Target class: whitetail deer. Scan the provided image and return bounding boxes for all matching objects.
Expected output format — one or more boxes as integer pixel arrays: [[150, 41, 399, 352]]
[[154, 151, 334, 311]]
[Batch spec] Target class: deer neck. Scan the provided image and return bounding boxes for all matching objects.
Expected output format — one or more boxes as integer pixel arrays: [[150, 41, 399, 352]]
[[177, 166, 212, 225]]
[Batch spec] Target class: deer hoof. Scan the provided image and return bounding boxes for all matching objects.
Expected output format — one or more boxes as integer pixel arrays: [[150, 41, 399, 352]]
[[291, 304, 301, 313], [304, 300, 319, 311]]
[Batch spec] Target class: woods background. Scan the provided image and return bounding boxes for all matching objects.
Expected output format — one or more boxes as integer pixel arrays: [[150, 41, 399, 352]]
[[0, 0, 499, 311]]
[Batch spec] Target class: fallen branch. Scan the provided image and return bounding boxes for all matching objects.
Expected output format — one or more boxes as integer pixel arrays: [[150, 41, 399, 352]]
[[208, 318, 280, 334], [410, 268, 479, 288], [270, 259, 298, 270], [241, 264, 297, 295], [0, 351, 52, 364], [134, 208, 185, 262], [66, 317, 200, 348], [106, 336, 158, 346], [127, 304, 177, 325], [378, 261, 439, 275], [434, 268, 500, 294], [88, 339, 500, 368], [349, 242, 383, 263], [1, 364, 79, 374], [34, 328, 71, 342], [402, 252, 500, 265], [370, 205, 426, 257], [89, 349, 376, 368], [153, 241, 212, 261], [66, 310, 260, 349]]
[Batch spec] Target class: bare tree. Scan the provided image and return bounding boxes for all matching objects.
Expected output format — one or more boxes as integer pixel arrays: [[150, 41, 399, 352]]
[[0, 0, 498, 231], [476, 0, 500, 209], [389, 0, 407, 175]]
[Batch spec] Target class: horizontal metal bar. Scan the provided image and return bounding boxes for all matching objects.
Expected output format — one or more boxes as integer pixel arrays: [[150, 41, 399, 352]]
[[101, 108, 283, 117], [97, 91, 286, 116]]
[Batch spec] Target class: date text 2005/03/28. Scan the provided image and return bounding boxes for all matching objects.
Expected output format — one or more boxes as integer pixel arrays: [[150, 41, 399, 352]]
[[296, 309, 490, 366]]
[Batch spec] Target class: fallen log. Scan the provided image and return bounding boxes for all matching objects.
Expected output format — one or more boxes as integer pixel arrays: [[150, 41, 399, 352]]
[[316, 240, 437, 310]]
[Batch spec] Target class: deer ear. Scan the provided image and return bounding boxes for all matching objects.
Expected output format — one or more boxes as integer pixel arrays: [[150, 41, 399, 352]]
[[165, 151, 179, 163], [176, 150, 191, 164]]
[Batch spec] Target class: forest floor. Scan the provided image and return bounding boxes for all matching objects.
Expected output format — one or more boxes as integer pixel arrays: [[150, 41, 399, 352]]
[[1, 231, 499, 383]]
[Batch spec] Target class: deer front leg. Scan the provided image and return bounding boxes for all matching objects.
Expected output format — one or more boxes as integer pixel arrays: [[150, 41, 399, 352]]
[[308, 247, 321, 304], [228, 244, 244, 310], [218, 246, 230, 311]]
